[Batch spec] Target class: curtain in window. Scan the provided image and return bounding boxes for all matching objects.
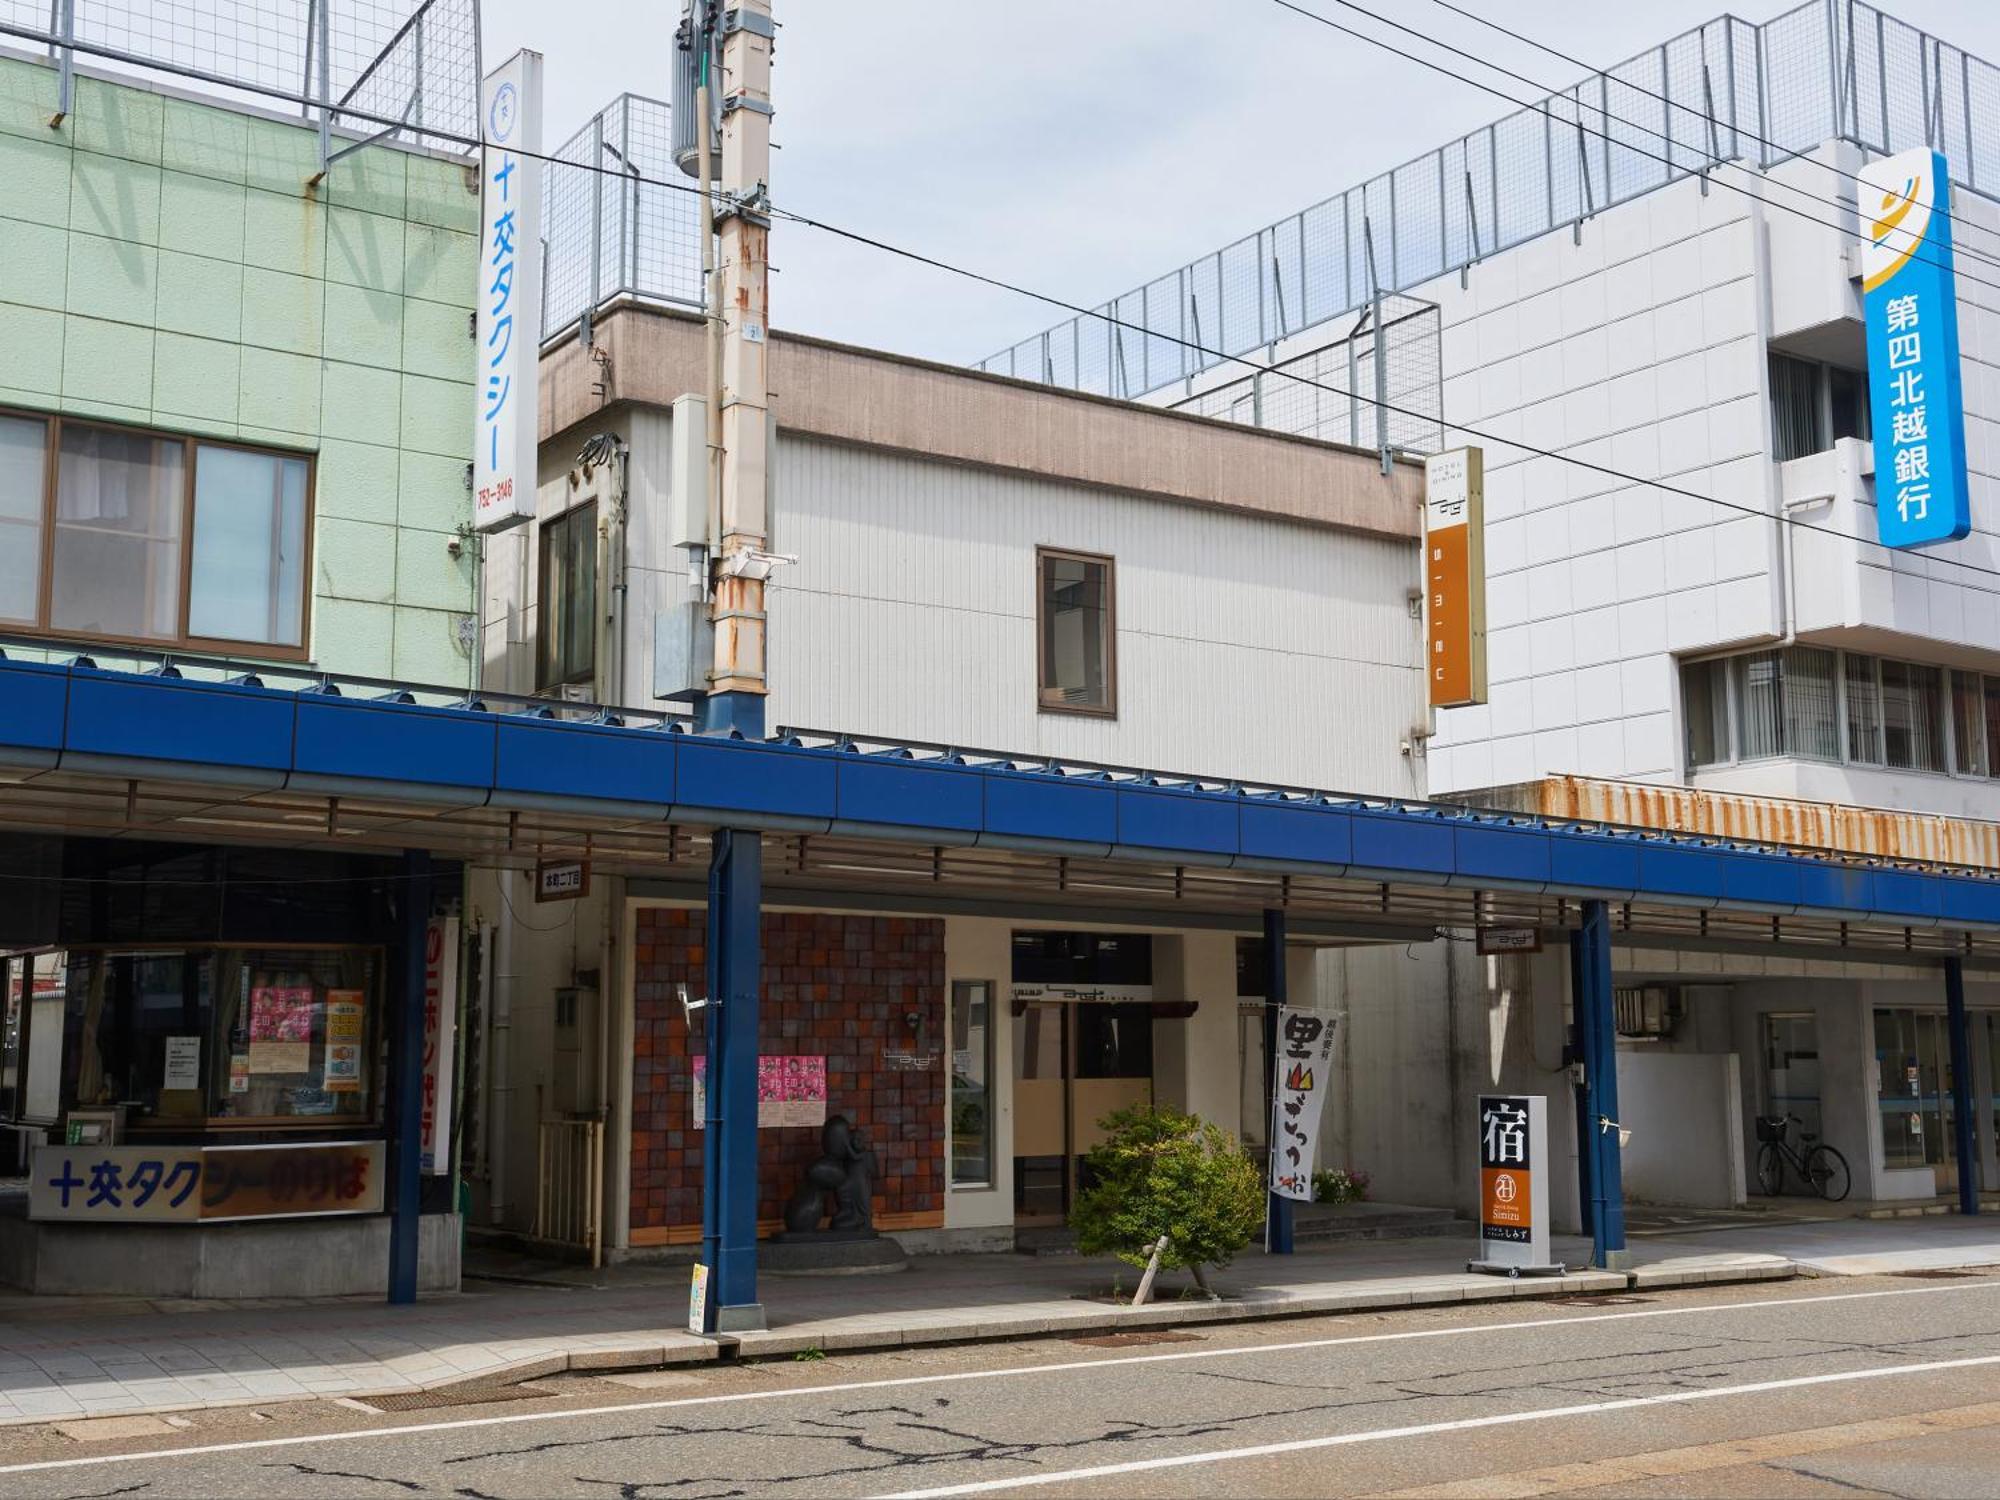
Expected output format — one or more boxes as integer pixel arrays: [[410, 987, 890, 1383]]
[[0, 415, 45, 624], [1768, 354, 1824, 462], [1682, 658, 1729, 766], [1845, 653, 1883, 763], [1986, 678, 2000, 782], [49, 427, 184, 641], [1781, 646, 1839, 761], [1731, 650, 1784, 760], [1951, 672, 1988, 778], [1882, 660, 1945, 771]]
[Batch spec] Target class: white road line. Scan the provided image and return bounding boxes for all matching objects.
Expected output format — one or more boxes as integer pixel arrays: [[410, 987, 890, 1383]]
[[878, 1352, 2000, 1499], [0, 1279, 1992, 1476]]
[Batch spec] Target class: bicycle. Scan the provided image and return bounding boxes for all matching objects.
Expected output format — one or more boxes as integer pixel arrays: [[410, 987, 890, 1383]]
[[1755, 1113, 1851, 1201]]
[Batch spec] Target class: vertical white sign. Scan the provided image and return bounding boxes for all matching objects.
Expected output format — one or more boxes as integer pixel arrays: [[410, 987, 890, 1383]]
[[473, 51, 544, 534], [421, 915, 460, 1174], [1268, 1008, 1338, 1201], [1473, 1093, 1553, 1272]]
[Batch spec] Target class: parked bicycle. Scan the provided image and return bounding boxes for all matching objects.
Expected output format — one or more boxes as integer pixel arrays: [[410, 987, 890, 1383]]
[[1755, 1113, 1851, 1201]]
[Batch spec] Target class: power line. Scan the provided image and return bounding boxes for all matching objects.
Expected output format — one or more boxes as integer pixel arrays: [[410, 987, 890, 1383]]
[[1419, 0, 2000, 259], [1264, 0, 2000, 302]]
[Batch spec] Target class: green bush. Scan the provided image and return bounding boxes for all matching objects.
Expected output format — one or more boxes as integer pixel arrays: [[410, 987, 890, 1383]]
[[1311, 1167, 1371, 1205], [1070, 1104, 1264, 1274]]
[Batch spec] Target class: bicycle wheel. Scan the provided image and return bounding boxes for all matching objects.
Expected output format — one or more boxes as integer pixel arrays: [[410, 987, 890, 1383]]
[[1806, 1145, 1851, 1203], [1756, 1142, 1785, 1197]]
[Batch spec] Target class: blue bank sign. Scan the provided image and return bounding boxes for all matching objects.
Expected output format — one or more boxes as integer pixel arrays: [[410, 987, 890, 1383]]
[[1861, 148, 1970, 548]]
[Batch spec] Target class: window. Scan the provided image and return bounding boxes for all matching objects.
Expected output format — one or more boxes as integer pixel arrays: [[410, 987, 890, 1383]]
[[1683, 657, 1730, 766], [1881, 659, 1944, 772], [1036, 547, 1115, 715], [0, 410, 312, 654], [948, 980, 993, 1188], [1951, 671, 1988, 779], [1694, 647, 1837, 766], [1846, 653, 1884, 764], [537, 501, 597, 691], [1769, 354, 1869, 462], [1613, 985, 1679, 1039]]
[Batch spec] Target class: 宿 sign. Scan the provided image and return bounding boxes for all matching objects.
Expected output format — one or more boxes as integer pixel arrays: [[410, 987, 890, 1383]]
[[1469, 1093, 1563, 1277], [1422, 447, 1487, 709]]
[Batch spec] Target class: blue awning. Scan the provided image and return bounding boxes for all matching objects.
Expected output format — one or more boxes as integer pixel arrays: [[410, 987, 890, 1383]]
[[2, 655, 1997, 933]]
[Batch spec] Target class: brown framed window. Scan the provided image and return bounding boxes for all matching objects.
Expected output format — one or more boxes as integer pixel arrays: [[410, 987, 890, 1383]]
[[537, 500, 597, 691], [0, 408, 313, 656], [1036, 546, 1115, 715]]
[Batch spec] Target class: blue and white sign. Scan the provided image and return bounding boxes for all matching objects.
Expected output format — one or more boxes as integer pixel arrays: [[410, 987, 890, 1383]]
[[473, 52, 544, 534], [1861, 148, 1970, 549]]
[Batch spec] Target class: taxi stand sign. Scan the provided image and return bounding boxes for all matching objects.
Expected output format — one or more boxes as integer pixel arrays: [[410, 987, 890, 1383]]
[[1422, 448, 1487, 709], [1860, 147, 1971, 549], [1469, 1093, 1564, 1277], [473, 51, 544, 534]]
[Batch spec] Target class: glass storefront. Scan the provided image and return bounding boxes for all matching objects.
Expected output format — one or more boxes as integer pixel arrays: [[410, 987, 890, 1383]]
[[1874, 1007, 1966, 1190]]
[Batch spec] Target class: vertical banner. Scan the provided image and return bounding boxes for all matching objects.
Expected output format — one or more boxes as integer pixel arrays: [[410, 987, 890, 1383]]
[[1268, 1008, 1338, 1201], [420, 916, 460, 1174], [1473, 1093, 1553, 1272], [473, 51, 544, 534], [1422, 447, 1486, 708], [1860, 148, 1970, 548]]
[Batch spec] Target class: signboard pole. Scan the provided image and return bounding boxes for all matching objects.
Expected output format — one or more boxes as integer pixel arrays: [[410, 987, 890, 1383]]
[[1576, 899, 1628, 1270], [389, 850, 433, 1306], [1262, 907, 1293, 1255]]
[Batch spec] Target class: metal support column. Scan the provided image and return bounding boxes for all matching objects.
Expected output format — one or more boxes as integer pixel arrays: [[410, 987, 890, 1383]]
[[1574, 900, 1627, 1269], [389, 849, 433, 1305], [1944, 957, 1979, 1215], [701, 829, 766, 1331], [1567, 923, 1594, 1237], [1262, 907, 1294, 1256]]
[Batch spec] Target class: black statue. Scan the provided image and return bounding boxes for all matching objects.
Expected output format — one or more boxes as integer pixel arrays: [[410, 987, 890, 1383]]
[[783, 1114, 881, 1235]]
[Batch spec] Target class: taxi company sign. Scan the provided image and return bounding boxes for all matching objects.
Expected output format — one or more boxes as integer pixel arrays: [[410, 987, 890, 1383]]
[[1472, 1093, 1553, 1273], [473, 51, 545, 533], [1422, 447, 1487, 709], [1860, 148, 1970, 548]]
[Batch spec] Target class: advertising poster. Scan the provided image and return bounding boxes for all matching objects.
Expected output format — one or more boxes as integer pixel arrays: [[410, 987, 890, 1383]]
[[162, 1036, 201, 1092], [420, 916, 460, 1173], [1268, 1008, 1338, 1200], [229, 1054, 250, 1094], [324, 991, 365, 1094], [250, 986, 314, 1041], [692, 1054, 828, 1129], [247, 1041, 309, 1075]]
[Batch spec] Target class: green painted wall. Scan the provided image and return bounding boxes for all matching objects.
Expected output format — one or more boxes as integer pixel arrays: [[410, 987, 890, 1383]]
[[0, 57, 478, 685]]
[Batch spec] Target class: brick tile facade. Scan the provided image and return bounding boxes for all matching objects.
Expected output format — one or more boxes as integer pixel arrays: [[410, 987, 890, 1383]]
[[630, 908, 946, 1233]]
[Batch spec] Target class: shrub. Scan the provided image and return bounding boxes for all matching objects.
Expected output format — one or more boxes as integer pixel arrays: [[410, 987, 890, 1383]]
[[1311, 1167, 1371, 1205], [1070, 1104, 1264, 1274]]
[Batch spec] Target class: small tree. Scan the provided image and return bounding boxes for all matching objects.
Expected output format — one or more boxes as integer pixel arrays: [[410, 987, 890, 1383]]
[[1070, 1104, 1264, 1288]]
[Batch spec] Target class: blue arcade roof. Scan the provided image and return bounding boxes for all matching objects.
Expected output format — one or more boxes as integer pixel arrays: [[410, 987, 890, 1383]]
[[1, 652, 1997, 935]]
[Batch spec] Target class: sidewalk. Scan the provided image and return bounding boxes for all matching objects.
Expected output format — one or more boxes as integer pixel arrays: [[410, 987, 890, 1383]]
[[0, 1209, 1988, 1430]]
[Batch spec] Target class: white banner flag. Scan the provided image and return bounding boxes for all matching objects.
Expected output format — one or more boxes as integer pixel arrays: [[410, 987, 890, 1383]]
[[1269, 1007, 1337, 1201]]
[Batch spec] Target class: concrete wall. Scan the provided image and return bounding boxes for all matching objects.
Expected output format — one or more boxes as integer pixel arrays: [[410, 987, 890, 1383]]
[[0, 55, 479, 683], [1618, 1051, 1745, 1208]]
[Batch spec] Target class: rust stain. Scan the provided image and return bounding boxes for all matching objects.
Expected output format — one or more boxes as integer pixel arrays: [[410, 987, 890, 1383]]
[[1534, 775, 2000, 871]]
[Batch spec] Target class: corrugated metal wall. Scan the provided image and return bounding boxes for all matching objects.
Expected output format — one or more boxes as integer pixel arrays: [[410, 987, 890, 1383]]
[[766, 435, 1426, 795]]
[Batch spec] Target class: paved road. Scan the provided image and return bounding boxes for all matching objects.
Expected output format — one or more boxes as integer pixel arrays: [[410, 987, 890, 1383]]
[[0, 1274, 1996, 1497]]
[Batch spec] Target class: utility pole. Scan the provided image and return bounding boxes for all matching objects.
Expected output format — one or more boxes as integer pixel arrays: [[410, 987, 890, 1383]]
[[702, 0, 775, 738]]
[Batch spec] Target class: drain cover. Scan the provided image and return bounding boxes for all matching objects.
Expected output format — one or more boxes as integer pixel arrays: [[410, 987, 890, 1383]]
[[1892, 1268, 1991, 1280], [355, 1381, 557, 1413], [1546, 1293, 1653, 1306], [1068, 1330, 1205, 1348]]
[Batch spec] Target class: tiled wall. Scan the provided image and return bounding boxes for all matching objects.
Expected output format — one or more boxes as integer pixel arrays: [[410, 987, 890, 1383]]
[[630, 908, 946, 1236], [0, 57, 477, 684]]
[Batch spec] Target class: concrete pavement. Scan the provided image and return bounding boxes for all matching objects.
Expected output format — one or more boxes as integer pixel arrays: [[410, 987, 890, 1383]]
[[0, 1209, 1986, 1429]]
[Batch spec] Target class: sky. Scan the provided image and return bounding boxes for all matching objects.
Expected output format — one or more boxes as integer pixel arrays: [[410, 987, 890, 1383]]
[[480, 0, 2000, 369]]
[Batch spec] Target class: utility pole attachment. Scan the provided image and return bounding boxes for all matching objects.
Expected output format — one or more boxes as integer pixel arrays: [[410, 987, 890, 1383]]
[[702, 0, 777, 737]]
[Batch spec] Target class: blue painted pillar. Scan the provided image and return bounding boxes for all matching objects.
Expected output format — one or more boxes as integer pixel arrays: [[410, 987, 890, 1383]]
[[1944, 957, 1979, 1215], [1567, 925, 1594, 1238], [702, 828, 765, 1331], [699, 691, 766, 740], [1263, 907, 1294, 1255], [1574, 900, 1626, 1269], [389, 849, 432, 1305]]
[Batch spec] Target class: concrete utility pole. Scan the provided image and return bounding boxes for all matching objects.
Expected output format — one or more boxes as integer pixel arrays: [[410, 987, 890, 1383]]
[[702, 0, 775, 738]]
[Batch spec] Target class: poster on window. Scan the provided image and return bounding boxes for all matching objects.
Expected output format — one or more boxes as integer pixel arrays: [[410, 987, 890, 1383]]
[[1268, 1008, 1338, 1202], [324, 991, 365, 1093], [162, 1036, 201, 1092], [420, 916, 459, 1173], [250, 986, 315, 1041], [691, 1055, 828, 1129]]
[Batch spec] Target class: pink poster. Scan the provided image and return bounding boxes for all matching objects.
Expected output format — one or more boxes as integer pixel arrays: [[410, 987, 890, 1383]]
[[250, 986, 315, 1042], [693, 1054, 827, 1130]]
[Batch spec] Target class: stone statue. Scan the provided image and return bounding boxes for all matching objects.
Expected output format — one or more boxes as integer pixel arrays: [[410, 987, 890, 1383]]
[[783, 1114, 881, 1235]]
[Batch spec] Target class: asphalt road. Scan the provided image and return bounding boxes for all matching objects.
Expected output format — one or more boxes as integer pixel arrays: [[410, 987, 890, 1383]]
[[0, 1274, 1997, 1498]]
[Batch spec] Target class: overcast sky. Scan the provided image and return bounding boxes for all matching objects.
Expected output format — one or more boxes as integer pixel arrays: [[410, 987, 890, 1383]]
[[482, 0, 2000, 368]]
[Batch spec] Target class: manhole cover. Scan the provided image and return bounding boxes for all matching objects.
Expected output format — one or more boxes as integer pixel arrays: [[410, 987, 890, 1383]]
[[355, 1380, 558, 1413], [1546, 1294, 1653, 1306], [1068, 1330, 1205, 1349]]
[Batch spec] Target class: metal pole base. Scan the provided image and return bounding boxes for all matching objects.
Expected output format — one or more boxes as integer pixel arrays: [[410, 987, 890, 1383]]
[[714, 1302, 767, 1333]]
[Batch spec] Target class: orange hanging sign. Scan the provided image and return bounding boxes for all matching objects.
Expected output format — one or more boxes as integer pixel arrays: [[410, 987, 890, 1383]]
[[1423, 447, 1487, 709]]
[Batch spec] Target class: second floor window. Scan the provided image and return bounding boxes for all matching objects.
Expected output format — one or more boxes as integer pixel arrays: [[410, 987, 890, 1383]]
[[1769, 353, 1869, 463], [537, 501, 597, 691], [1037, 547, 1115, 715], [0, 410, 311, 655]]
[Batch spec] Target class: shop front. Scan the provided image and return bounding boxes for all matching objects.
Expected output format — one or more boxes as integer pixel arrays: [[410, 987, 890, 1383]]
[[0, 833, 463, 1297]]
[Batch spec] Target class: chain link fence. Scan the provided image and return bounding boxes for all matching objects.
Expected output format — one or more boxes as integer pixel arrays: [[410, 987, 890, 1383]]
[[979, 0, 2000, 411], [0, 0, 479, 159]]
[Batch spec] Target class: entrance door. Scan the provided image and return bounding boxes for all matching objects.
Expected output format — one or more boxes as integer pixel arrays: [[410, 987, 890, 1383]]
[[1010, 1002, 1154, 1223], [1875, 1008, 1961, 1193]]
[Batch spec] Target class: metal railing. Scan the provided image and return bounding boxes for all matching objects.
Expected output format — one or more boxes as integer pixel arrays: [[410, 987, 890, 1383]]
[[0, 0, 480, 168], [978, 0, 2000, 404], [542, 93, 704, 342], [535, 1116, 604, 1267]]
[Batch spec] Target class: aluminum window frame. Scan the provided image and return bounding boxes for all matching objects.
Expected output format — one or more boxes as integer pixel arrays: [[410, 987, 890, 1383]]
[[1034, 545, 1118, 719], [0, 406, 316, 661], [536, 499, 599, 693]]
